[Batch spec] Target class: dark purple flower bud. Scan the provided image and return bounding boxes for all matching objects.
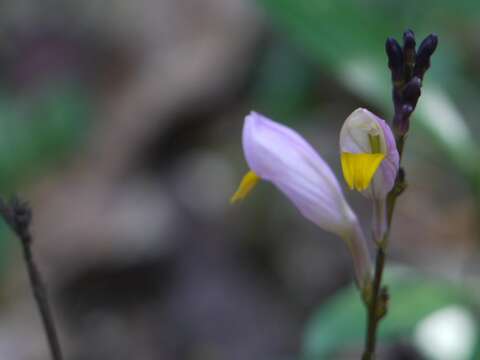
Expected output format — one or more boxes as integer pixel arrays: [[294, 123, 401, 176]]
[[385, 37, 404, 83], [403, 30, 416, 78], [387, 30, 438, 140], [417, 33, 438, 59], [414, 33, 438, 78], [403, 76, 422, 107], [403, 30, 416, 53]]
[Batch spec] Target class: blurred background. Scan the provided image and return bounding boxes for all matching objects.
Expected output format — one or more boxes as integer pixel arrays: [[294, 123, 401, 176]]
[[0, 0, 480, 359]]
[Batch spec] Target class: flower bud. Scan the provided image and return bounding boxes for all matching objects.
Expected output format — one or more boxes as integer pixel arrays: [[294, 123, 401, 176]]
[[414, 33, 438, 79], [403, 29, 416, 77], [340, 108, 399, 199], [385, 37, 404, 83]]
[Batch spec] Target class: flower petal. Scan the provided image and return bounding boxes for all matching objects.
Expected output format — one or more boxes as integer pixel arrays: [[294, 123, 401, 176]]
[[242, 111, 355, 236], [237, 111, 373, 290], [230, 171, 260, 203], [341, 152, 386, 191]]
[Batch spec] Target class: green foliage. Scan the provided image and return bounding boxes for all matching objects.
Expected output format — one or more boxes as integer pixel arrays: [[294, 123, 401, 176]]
[[256, 0, 480, 179], [250, 41, 317, 123], [0, 83, 91, 191]]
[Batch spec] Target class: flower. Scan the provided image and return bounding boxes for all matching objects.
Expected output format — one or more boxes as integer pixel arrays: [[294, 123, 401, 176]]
[[232, 112, 356, 236], [339, 108, 399, 199], [231, 111, 372, 290]]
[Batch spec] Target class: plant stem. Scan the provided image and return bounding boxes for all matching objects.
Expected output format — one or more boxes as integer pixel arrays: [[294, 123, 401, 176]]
[[362, 246, 386, 360], [361, 30, 438, 359], [361, 135, 406, 360], [362, 113, 409, 360], [20, 233, 64, 360]]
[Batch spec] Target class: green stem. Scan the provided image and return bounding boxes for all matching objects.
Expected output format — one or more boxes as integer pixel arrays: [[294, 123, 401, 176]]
[[362, 246, 386, 360]]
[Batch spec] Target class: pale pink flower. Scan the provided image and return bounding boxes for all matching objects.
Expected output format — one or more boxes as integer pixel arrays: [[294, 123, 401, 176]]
[[232, 112, 372, 290]]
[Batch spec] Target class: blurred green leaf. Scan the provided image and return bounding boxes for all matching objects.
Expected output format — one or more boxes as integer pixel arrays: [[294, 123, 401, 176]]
[[302, 268, 477, 359], [257, 0, 480, 179], [0, 82, 91, 191], [250, 41, 317, 123]]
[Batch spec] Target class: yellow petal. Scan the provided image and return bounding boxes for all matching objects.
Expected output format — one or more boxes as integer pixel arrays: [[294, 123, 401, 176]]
[[341, 153, 385, 192], [230, 171, 261, 204]]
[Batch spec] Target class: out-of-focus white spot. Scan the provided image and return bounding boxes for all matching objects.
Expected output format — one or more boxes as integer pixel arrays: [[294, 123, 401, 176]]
[[414, 305, 477, 360], [341, 58, 388, 103]]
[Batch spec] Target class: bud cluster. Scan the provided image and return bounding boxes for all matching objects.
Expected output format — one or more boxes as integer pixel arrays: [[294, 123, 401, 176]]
[[385, 30, 438, 140]]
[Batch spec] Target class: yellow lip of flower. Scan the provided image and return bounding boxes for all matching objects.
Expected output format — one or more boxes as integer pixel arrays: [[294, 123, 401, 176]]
[[230, 170, 261, 203], [341, 152, 385, 192], [339, 108, 399, 199]]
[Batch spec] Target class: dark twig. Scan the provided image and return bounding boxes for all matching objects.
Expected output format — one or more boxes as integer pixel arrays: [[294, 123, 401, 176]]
[[0, 197, 63, 360]]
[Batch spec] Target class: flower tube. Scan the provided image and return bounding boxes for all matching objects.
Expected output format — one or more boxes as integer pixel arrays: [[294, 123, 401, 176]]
[[231, 111, 372, 291]]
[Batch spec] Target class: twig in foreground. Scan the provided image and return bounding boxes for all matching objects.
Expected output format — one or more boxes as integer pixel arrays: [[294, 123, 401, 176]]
[[0, 197, 63, 360]]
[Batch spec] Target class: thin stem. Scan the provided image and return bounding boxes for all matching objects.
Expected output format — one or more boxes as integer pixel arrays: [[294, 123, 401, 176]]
[[387, 186, 398, 228], [361, 139, 404, 360], [362, 246, 386, 360], [362, 57, 410, 360], [20, 234, 64, 360], [361, 121, 407, 360], [372, 199, 387, 244], [387, 135, 407, 228], [361, 30, 437, 359]]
